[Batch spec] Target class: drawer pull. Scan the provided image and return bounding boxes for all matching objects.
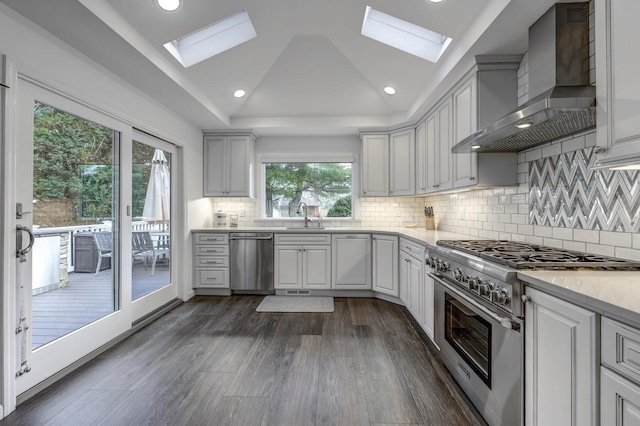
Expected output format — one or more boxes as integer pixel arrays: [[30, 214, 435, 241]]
[[206, 277, 218, 280]]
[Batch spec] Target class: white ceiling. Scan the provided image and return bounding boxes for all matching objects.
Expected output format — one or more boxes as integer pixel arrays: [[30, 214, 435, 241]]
[[0, 0, 568, 135]]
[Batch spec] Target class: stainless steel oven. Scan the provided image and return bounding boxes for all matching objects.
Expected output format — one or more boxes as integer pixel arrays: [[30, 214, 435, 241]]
[[432, 271, 523, 426]]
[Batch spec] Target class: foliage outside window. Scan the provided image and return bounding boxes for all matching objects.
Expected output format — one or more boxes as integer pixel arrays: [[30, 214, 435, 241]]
[[264, 162, 352, 219]]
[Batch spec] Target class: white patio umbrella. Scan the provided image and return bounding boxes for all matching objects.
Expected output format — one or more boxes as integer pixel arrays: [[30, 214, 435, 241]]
[[142, 149, 170, 223]]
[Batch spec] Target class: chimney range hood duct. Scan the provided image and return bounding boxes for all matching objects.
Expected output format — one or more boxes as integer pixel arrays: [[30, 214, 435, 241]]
[[452, 2, 594, 154]]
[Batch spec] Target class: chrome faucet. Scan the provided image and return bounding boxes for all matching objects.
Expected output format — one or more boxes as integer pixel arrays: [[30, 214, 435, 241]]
[[296, 202, 310, 227]]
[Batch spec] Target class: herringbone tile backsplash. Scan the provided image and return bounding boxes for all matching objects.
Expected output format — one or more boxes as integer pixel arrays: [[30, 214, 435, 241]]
[[529, 147, 640, 232]]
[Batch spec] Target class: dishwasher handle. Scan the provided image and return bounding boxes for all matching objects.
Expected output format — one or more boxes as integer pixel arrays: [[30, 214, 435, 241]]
[[230, 236, 273, 240]]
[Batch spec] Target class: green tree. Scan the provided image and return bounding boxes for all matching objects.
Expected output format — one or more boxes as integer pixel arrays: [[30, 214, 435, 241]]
[[326, 195, 351, 217]]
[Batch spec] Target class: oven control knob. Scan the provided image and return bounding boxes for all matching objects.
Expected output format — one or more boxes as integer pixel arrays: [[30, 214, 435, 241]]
[[453, 268, 463, 281], [491, 288, 510, 305], [478, 283, 491, 297], [439, 262, 450, 273], [430, 257, 438, 269], [468, 277, 481, 290]]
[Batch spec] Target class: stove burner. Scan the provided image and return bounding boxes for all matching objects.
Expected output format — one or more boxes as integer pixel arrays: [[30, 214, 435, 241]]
[[436, 239, 640, 270]]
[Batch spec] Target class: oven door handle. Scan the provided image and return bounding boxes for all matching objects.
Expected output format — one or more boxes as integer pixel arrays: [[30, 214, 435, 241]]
[[429, 272, 516, 330]]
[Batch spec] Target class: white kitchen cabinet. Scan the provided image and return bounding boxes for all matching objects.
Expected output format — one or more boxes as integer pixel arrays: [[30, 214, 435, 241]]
[[415, 120, 428, 195], [399, 251, 410, 306], [389, 128, 415, 196], [601, 367, 640, 426], [332, 234, 371, 289], [203, 133, 256, 197], [425, 98, 453, 192], [361, 134, 389, 197], [399, 238, 425, 323], [372, 234, 399, 297], [192, 232, 230, 289], [274, 244, 331, 289], [595, 0, 640, 168], [422, 263, 435, 342], [452, 74, 478, 188], [525, 286, 598, 426]]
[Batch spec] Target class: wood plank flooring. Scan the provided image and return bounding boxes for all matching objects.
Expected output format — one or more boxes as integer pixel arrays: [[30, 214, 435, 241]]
[[2, 296, 487, 426]]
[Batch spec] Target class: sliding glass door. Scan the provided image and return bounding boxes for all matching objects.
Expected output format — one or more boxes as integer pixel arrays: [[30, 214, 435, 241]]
[[14, 78, 131, 395]]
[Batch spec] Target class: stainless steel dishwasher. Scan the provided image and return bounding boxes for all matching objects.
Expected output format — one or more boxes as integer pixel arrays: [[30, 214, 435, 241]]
[[229, 232, 274, 294]]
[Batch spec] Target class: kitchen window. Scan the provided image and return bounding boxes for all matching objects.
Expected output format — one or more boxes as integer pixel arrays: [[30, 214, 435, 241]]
[[262, 161, 353, 219]]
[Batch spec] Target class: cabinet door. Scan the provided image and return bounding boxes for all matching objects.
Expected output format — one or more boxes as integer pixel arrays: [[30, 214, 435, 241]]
[[595, 0, 640, 167], [332, 235, 371, 289], [415, 121, 428, 195], [389, 129, 416, 196], [425, 112, 438, 193], [436, 99, 453, 191], [372, 234, 398, 297], [422, 266, 435, 341], [226, 136, 254, 197], [274, 246, 303, 289], [525, 287, 598, 426], [303, 246, 331, 289], [408, 256, 423, 325], [399, 252, 410, 305], [362, 134, 389, 197], [203, 136, 226, 196], [452, 76, 478, 188], [601, 367, 640, 426]]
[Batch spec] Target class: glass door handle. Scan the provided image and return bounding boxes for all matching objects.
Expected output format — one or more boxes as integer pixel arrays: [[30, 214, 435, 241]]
[[16, 225, 35, 261]]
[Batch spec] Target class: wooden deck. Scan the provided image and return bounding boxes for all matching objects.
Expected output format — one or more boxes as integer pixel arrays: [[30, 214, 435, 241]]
[[31, 262, 170, 349]]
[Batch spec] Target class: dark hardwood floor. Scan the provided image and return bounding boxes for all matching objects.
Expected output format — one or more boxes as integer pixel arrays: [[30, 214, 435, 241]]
[[3, 296, 487, 426]]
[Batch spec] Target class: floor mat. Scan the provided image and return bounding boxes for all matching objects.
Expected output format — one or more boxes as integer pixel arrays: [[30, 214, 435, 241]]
[[256, 296, 334, 312]]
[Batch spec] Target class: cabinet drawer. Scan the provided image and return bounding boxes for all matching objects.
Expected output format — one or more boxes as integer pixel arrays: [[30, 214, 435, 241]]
[[195, 245, 229, 256], [195, 233, 229, 245], [196, 257, 229, 268], [399, 238, 425, 259], [197, 269, 229, 288], [602, 317, 640, 385], [275, 234, 331, 245]]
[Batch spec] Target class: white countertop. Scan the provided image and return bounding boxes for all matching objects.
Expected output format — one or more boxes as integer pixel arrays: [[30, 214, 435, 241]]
[[192, 226, 476, 247], [519, 270, 640, 327]]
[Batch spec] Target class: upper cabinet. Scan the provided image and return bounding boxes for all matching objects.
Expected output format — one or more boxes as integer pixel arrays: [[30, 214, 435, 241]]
[[389, 128, 416, 196], [361, 134, 389, 197], [425, 98, 453, 192], [452, 74, 478, 188], [595, 0, 640, 168], [203, 133, 256, 197], [361, 129, 415, 197]]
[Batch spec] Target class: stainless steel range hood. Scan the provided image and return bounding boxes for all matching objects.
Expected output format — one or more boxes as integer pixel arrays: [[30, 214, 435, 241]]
[[452, 2, 594, 154]]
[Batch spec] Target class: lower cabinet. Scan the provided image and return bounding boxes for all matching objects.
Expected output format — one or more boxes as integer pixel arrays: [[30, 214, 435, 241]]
[[422, 264, 435, 341], [525, 287, 598, 426], [332, 234, 371, 289], [601, 316, 640, 425], [399, 250, 424, 324], [274, 245, 331, 289], [193, 232, 230, 289], [372, 234, 398, 297]]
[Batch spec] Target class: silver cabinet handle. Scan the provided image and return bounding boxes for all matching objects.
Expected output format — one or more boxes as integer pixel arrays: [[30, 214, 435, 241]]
[[521, 295, 531, 304]]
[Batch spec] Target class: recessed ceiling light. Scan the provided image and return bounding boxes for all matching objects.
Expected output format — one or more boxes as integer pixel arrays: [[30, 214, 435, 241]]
[[234, 89, 246, 98], [163, 9, 257, 67], [430, 0, 444, 3], [157, 0, 180, 12], [361, 6, 453, 63], [471, 145, 482, 150], [384, 86, 396, 95], [516, 122, 533, 129]]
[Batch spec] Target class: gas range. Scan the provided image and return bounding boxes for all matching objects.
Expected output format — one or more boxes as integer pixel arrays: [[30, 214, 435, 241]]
[[436, 240, 640, 271], [429, 240, 640, 319]]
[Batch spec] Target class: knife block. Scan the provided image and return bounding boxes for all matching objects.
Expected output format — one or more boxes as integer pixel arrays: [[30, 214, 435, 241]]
[[425, 217, 435, 230]]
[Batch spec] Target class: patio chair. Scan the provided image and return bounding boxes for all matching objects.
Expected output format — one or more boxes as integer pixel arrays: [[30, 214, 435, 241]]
[[132, 231, 169, 277], [93, 232, 113, 275]]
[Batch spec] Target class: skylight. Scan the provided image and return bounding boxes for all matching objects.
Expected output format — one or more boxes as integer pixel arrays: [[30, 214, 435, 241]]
[[361, 6, 452, 63], [163, 9, 257, 68]]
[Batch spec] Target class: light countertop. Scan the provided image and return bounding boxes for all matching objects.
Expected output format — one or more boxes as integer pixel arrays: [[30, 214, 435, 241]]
[[519, 270, 640, 327], [192, 226, 476, 247]]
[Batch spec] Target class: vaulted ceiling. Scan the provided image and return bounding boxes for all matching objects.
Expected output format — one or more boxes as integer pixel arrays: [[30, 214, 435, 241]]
[[1, 0, 567, 135]]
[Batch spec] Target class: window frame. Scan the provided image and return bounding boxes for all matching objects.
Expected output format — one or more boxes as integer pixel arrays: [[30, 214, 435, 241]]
[[257, 154, 359, 221]]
